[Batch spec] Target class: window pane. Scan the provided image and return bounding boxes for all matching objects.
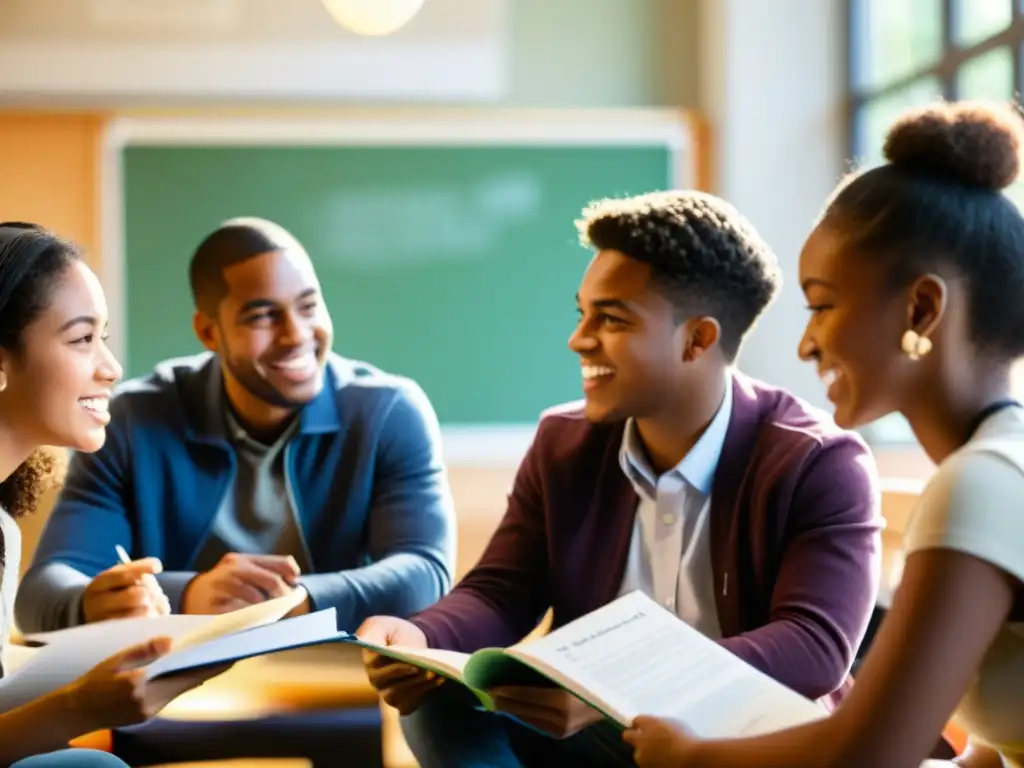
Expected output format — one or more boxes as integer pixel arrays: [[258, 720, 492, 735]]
[[954, 0, 1013, 46], [957, 46, 1015, 99], [855, 0, 943, 89], [855, 78, 944, 167]]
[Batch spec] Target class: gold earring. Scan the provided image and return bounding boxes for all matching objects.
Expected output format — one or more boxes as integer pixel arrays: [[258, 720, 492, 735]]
[[0, 372, 7, 393], [901, 330, 933, 361]]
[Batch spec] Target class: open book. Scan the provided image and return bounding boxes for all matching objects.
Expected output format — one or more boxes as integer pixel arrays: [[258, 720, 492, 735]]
[[353, 590, 830, 739], [0, 587, 312, 713]]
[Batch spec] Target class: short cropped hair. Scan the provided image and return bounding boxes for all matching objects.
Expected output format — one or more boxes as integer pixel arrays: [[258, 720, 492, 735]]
[[188, 217, 308, 314]]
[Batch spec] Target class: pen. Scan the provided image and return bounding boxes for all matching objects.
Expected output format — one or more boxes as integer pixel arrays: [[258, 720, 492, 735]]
[[115, 544, 132, 565], [115, 544, 171, 615]]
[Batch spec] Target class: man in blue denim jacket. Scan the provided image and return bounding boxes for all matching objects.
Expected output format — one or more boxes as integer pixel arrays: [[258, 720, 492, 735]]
[[16, 218, 455, 634]]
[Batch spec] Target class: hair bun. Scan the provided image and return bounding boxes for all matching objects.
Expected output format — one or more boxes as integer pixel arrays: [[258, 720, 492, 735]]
[[883, 100, 1024, 190]]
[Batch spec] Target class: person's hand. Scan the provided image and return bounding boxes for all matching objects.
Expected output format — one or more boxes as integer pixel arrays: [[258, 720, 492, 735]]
[[488, 686, 604, 739], [82, 558, 171, 623], [357, 615, 443, 715], [182, 553, 300, 614], [953, 741, 1009, 768], [622, 715, 695, 766], [63, 636, 232, 734]]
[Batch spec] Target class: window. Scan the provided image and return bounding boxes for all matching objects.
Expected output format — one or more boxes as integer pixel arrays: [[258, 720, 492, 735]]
[[848, 0, 1024, 447], [850, 0, 1023, 169]]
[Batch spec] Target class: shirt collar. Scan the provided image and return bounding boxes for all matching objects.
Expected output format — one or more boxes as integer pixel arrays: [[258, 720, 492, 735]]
[[619, 373, 733, 496]]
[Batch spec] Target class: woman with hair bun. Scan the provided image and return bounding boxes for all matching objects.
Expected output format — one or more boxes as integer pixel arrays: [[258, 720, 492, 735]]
[[623, 101, 1024, 768], [0, 223, 228, 767]]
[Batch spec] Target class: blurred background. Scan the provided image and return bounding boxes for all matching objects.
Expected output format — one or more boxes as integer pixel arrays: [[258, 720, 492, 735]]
[[4, 0, 1018, 599], [0, 1, 1016, 761]]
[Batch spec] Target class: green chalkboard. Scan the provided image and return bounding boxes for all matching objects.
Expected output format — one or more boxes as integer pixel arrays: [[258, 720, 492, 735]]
[[122, 142, 674, 425]]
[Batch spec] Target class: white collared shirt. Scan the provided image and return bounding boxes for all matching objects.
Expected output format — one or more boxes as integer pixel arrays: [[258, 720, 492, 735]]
[[616, 376, 733, 638]]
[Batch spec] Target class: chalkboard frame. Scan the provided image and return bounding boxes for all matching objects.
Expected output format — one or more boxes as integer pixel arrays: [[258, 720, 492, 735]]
[[100, 110, 699, 465]]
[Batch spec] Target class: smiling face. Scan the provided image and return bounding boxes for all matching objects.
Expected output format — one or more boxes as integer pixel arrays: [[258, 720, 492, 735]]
[[798, 224, 930, 428], [194, 247, 333, 429], [0, 260, 122, 453], [568, 248, 717, 423]]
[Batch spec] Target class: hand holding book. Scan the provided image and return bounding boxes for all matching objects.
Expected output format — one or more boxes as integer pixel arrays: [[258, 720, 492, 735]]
[[355, 591, 829, 743], [622, 715, 694, 766], [357, 616, 444, 715]]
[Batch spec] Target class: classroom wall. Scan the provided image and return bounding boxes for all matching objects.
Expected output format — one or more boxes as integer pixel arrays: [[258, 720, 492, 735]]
[[0, 112, 104, 263], [701, 0, 847, 410], [504, 0, 700, 107], [0, 112, 106, 576]]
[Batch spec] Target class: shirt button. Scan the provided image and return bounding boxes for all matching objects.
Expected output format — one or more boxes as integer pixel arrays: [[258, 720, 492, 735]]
[[661, 513, 674, 525]]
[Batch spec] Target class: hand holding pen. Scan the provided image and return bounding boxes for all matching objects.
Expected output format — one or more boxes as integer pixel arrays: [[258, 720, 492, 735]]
[[80, 544, 172, 624]]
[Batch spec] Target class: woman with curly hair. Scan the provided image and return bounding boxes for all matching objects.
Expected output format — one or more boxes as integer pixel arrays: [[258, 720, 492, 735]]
[[0, 223, 227, 767]]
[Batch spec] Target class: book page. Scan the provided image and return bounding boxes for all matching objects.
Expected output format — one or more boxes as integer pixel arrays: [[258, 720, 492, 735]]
[[169, 588, 310, 651], [0, 591, 309, 714], [21, 613, 215, 649], [509, 591, 827, 738], [0, 644, 37, 676], [0, 617, 208, 714]]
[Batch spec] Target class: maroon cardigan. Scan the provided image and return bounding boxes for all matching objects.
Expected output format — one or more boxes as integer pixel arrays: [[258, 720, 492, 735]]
[[412, 374, 882, 702]]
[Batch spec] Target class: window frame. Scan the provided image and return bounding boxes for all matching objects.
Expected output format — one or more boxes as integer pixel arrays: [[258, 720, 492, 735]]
[[847, 0, 1024, 163]]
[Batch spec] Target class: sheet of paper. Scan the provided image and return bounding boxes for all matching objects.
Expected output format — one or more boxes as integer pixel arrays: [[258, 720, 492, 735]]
[[1, 644, 38, 676], [1, 590, 310, 714], [22, 613, 215, 649], [169, 588, 309, 651], [0, 615, 225, 714], [512, 590, 827, 737]]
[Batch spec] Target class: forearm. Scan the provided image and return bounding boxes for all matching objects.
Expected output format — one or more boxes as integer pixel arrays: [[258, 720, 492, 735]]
[[411, 581, 546, 652], [719, 616, 849, 700], [14, 563, 91, 633], [300, 552, 450, 631], [684, 717, 843, 768], [0, 687, 91, 764]]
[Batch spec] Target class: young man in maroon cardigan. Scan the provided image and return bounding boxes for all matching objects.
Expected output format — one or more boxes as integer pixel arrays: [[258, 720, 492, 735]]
[[359, 191, 882, 767]]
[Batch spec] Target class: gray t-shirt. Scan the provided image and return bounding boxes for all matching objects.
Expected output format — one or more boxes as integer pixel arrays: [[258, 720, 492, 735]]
[[193, 408, 312, 574]]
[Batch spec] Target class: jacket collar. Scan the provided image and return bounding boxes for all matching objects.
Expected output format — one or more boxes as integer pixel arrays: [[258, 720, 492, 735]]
[[182, 353, 341, 445]]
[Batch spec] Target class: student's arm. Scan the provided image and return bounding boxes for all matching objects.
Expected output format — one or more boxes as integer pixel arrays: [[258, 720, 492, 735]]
[[634, 451, 1022, 768], [0, 686, 94, 763], [718, 436, 883, 700], [408, 421, 551, 652], [297, 382, 457, 629], [15, 398, 180, 632]]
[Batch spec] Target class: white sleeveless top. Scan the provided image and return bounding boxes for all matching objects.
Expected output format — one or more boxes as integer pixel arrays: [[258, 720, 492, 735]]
[[0, 508, 21, 678], [904, 407, 1024, 767]]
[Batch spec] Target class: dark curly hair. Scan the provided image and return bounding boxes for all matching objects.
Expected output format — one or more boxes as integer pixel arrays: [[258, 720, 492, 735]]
[[0, 223, 81, 526], [820, 100, 1024, 360], [576, 190, 782, 361]]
